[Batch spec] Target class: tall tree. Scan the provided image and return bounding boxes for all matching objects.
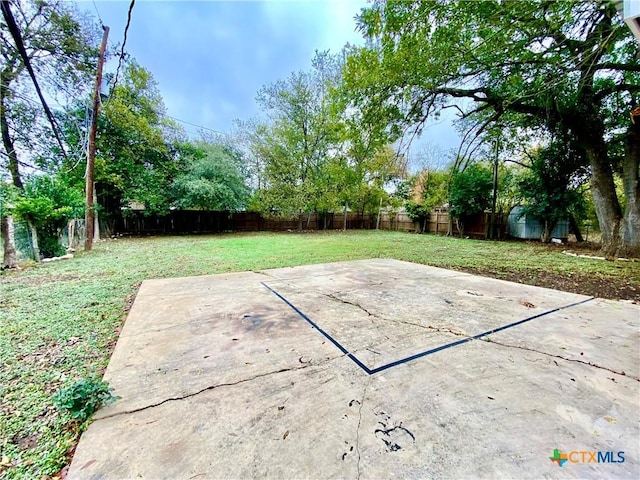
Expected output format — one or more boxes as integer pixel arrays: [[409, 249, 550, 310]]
[[0, 0, 98, 188], [516, 141, 588, 242], [254, 50, 343, 219], [345, 0, 640, 256], [90, 61, 185, 220], [1, 0, 98, 267], [172, 143, 249, 211], [448, 162, 493, 237]]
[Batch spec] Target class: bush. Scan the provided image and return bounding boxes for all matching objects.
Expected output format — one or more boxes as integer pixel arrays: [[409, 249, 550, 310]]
[[52, 378, 117, 423], [13, 176, 84, 258]]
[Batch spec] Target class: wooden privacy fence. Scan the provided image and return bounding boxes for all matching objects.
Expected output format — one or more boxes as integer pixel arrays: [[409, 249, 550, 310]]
[[112, 209, 507, 238]]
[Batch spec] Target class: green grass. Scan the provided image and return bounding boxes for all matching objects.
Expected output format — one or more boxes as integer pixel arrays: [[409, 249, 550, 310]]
[[1, 230, 638, 478]]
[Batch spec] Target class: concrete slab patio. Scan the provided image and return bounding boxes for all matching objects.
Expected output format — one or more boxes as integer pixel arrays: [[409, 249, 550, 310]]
[[68, 259, 640, 479]]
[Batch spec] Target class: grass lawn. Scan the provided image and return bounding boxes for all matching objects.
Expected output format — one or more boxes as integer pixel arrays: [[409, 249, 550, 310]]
[[1, 230, 638, 478]]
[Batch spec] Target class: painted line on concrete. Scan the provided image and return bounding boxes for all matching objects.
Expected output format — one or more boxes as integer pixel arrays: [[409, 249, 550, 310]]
[[261, 282, 373, 374], [369, 296, 595, 374], [262, 281, 594, 375]]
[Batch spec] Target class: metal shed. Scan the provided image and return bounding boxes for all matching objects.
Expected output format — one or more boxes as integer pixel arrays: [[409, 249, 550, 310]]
[[508, 206, 569, 240]]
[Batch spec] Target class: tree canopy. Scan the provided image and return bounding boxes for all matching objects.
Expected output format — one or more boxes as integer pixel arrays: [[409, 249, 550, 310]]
[[172, 144, 249, 211], [0, 0, 99, 189], [516, 141, 588, 242], [345, 0, 640, 255]]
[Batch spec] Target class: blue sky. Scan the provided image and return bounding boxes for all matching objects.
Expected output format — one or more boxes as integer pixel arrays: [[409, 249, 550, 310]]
[[78, 0, 460, 162]]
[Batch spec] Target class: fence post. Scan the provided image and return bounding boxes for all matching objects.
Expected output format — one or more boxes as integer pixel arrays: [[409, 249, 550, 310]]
[[27, 221, 41, 262]]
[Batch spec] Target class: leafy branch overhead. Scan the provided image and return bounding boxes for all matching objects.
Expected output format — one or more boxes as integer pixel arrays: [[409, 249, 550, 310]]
[[345, 0, 640, 256]]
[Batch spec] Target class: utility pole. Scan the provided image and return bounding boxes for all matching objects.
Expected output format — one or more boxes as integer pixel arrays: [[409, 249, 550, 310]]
[[85, 26, 109, 251], [490, 138, 499, 239]]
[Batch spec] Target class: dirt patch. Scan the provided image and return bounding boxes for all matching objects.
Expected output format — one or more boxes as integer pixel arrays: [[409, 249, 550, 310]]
[[459, 266, 639, 302]]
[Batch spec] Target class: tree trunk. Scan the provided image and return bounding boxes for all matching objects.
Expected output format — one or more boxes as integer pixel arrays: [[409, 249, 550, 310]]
[[540, 219, 556, 243], [93, 185, 100, 241], [0, 83, 23, 190], [569, 215, 584, 242], [1, 214, 19, 269], [343, 203, 347, 231], [619, 120, 640, 257], [583, 134, 623, 256], [28, 220, 41, 262]]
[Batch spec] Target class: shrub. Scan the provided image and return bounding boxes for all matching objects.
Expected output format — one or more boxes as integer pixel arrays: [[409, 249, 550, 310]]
[[52, 378, 117, 423]]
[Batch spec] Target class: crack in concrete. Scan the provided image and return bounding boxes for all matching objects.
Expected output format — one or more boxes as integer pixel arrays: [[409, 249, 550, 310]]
[[325, 293, 468, 338], [327, 293, 377, 317], [481, 338, 639, 382], [96, 356, 346, 422], [355, 379, 369, 480]]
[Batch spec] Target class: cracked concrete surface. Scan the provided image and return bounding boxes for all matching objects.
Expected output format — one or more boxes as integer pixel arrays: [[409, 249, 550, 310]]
[[480, 337, 638, 380], [68, 259, 639, 479], [95, 363, 323, 422]]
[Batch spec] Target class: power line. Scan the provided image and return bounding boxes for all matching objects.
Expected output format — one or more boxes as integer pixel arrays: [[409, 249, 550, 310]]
[[92, 0, 104, 27], [164, 114, 229, 135], [111, 0, 135, 92], [1, 0, 68, 162]]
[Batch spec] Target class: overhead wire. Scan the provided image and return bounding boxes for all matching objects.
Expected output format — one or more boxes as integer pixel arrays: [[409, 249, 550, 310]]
[[0, 81, 91, 175], [164, 115, 229, 135], [1, 0, 69, 161], [111, 0, 135, 93], [92, 0, 104, 28]]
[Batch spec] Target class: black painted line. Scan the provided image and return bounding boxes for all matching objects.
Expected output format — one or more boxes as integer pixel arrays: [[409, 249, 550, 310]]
[[469, 296, 594, 339], [263, 281, 595, 376], [261, 282, 372, 374], [368, 338, 472, 374], [369, 296, 595, 374]]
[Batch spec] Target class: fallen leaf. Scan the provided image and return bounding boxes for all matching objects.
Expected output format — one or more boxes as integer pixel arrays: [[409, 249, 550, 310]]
[[520, 300, 536, 308], [604, 416, 616, 424], [282, 430, 289, 440]]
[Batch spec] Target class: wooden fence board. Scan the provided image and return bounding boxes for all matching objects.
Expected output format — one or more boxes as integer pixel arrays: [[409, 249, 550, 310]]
[[113, 210, 508, 238]]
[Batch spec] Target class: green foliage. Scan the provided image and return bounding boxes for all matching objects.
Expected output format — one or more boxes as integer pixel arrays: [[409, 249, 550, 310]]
[[0, 182, 21, 217], [516, 142, 587, 240], [86, 61, 187, 217], [0, 0, 100, 185], [172, 144, 249, 211], [52, 378, 116, 423], [405, 201, 430, 222], [495, 165, 520, 215], [253, 51, 344, 216], [448, 163, 493, 220], [345, 0, 640, 252], [405, 170, 448, 226], [344, 145, 406, 216], [239, 48, 407, 219], [13, 176, 84, 257], [393, 180, 411, 201]]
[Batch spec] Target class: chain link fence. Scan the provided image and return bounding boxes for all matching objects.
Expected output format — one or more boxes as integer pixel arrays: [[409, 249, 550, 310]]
[[3, 219, 86, 262]]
